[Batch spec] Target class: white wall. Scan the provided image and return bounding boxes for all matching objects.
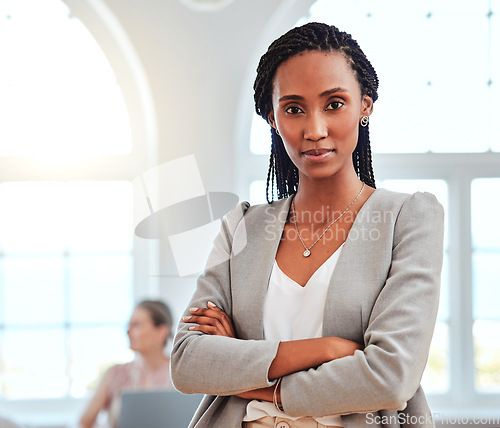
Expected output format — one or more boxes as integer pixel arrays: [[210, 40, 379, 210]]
[[103, 0, 280, 188], [92, 0, 315, 320]]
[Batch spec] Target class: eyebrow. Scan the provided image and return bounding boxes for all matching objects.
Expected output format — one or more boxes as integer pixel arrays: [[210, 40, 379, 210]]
[[320, 87, 349, 97], [278, 87, 349, 103]]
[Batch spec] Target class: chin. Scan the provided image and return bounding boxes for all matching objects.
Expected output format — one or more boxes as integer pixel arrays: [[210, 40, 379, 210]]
[[302, 168, 340, 181]]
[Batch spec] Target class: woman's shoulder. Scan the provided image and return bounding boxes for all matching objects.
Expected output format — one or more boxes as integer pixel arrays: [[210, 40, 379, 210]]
[[104, 361, 141, 396], [223, 197, 290, 224], [106, 361, 137, 380], [227, 190, 441, 221], [369, 187, 442, 213], [365, 188, 444, 234]]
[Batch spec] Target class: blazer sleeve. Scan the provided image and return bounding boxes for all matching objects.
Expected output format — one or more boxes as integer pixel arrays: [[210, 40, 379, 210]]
[[280, 192, 445, 417], [170, 201, 280, 396]]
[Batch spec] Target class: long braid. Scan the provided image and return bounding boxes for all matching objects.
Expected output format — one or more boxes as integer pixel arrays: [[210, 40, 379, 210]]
[[355, 123, 376, 187], [265, 131, 276, 203], [254, 22, 379, 203], [268, 129, 299, 199]]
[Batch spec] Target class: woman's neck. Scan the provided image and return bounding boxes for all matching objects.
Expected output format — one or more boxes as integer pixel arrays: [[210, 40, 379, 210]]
[[292, 171, 364, 214], [137, 350, 169, 372]]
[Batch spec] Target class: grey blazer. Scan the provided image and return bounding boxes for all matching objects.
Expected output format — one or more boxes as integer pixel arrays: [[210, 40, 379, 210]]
[[171, 188, 444, 428]]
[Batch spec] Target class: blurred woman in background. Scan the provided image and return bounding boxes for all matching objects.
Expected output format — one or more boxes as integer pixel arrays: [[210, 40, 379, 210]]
[[79, 300, 174, 428]]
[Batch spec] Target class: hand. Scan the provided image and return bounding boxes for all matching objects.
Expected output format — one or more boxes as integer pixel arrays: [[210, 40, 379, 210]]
[[183, 301, 236, 338]]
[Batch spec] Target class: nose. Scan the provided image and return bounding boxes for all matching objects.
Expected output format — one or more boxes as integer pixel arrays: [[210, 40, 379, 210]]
[[304, 111, 328, 141]]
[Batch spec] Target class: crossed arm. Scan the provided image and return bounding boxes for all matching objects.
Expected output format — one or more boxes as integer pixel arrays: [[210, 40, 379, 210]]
[[171, 193, 444, 417], [184, 301, 363, 403]]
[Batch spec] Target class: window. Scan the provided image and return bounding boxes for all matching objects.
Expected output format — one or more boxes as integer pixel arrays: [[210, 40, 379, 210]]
[[0, 182, 133, 400], [471, 179, 500, 392], [0, 0, 132, 157], [0, 0, 152, 422], [243, 0, 500, 415]]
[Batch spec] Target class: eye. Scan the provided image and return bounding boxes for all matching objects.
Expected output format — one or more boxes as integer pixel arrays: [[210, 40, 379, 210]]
[[326, 100, 344, 110], [284, 105, 303, 115]]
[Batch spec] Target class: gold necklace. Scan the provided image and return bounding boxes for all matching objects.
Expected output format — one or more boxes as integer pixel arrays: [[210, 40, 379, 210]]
[[291, 183, 365, 257]]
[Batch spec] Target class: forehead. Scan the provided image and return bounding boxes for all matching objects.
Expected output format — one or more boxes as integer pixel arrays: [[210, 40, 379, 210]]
[[272, 50, 360, 98], [130, 306, 152, 322]]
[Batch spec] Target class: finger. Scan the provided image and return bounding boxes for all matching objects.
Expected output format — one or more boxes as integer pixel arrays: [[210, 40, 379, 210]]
[[206, 302, 236, 337], [183, 315, 224, 331], [188, 324, 225, 336], [184, 315, 227, 335], [189, 306, 233, 337]]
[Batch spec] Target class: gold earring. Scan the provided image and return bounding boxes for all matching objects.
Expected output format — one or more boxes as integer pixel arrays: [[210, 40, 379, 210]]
[[275, 128, 280, 136], [360, 116, 369, 127]]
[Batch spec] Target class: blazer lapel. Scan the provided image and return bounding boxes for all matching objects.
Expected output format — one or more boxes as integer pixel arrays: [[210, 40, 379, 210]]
[[322, 189, 381, 341], [231, 197, 292, 340], [234, 190, 381, 342]]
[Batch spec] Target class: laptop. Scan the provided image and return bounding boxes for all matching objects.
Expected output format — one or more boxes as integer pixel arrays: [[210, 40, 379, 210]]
[[120, 389, 203, 428]]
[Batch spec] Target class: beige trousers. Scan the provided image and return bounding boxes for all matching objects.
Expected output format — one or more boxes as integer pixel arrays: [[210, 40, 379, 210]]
[[242, 416, 341, 428]]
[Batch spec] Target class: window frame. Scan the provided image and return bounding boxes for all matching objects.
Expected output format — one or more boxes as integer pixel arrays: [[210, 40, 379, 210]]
[[0, 0, 158, 423], [374, 152, 500, 411]]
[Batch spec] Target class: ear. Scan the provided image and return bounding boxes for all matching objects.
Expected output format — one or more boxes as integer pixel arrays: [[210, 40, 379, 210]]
[[268, 110, 277, 130], [360, 95, 374, 118]]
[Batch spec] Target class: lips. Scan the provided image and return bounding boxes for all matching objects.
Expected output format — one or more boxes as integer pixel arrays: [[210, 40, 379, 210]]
[[302, 148, 334, 155], [302, 148, 335, 163]]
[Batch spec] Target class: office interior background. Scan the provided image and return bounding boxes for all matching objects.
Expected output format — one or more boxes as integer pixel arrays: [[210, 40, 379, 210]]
[[0, 0, 499, 426]]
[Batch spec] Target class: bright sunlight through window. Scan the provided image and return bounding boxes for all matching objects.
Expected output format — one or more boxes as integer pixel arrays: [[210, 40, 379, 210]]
[[0, 0, 132, 157], [0, 0, 135, 403]]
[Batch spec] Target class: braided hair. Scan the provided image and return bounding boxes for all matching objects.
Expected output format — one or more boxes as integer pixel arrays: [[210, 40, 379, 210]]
[[253, 22, 379, 203]]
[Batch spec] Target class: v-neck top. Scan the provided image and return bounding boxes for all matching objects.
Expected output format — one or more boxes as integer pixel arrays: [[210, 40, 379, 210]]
[[264, 242, 344, 341], [243, 244, 345, 426]]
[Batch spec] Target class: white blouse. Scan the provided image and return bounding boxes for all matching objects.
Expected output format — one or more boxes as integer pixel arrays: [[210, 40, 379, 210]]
[[244, 244, 345, 426]]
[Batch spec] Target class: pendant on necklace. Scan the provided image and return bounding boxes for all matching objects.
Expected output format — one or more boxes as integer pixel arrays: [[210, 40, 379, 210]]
[[303, 249, 311, 257]]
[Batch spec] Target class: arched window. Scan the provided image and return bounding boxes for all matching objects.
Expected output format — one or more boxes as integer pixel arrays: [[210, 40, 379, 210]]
[[244, 0, 500, 416], [0, 0, 155, 422]]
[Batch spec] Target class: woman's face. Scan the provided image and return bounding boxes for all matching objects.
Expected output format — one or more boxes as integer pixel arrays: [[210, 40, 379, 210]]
[[127, 307, 167, 353], [268, 50, 373, 184]]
